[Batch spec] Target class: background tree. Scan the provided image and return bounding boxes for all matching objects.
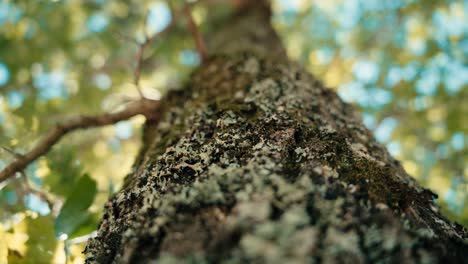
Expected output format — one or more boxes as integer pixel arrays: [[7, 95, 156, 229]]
[[0, 0, 466, 263]]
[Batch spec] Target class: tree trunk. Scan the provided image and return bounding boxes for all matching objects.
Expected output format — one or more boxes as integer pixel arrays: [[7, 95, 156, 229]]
[[85, 2, 467, 263]]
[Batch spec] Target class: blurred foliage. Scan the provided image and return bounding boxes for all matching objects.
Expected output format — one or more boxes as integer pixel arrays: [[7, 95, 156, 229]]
[[0, 0, 466, 262], [54, 173, 97, 239]]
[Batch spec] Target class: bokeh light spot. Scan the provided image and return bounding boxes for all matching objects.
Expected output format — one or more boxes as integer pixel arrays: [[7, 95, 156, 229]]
[[24, 193, 51, 216], [147, 1, 172, 35], [450, 132, 464, 151], [353, 60, 380, 84], [87, 13, 109, 33], [179, 50, 200, 66], [33, 71, 68, 100], [0, 62, 10, 86], [93, 73, 112, 90], [7, 91, 25, 108], [115, 121, 133, 139], [374, 117, 398, 143]]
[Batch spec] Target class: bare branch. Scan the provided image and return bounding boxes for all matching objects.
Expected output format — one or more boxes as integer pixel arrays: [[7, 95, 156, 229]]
[[131, 1, 211, 97], [133, 6, 178, 98], [133, 42, 147, 98], [1, 146, 24, 159], [133, 9, 155, 99], [142, 9, 152, 40], [111, 31, 140, 45], [0, 0, 214, 185], [20, 171, 54, 210], [185, 6, 208, 62], [0, 99, 160, 183]]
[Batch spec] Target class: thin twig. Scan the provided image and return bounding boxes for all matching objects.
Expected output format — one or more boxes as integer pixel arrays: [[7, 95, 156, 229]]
[[143, 9, 151, 40], [111, 31, 140, 45], [0, 99, 160, 183], [184, 6, 208, 62], [133, 0, 209, 77], [133, 42, 147, 98], [1, 146, 24, 159], [20, 171, 54, 210], [129, 1, 210, 97], [133, 9, 154, 99], [133, 8, 175, 98], [0, 1, 213, 184]]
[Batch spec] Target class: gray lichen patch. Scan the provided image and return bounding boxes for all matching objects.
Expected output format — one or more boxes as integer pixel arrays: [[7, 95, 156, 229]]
[[85, 54, 467, 263]]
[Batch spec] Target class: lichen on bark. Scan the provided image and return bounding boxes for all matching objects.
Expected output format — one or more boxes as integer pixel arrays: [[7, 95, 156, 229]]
[[85, 2, 467, 263]]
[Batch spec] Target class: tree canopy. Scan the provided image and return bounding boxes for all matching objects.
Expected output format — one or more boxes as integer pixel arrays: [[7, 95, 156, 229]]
[[0, 0, 466, 263]]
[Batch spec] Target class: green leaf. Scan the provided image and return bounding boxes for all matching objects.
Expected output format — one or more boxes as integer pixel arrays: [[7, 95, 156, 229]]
[[68, 212, 101, 239], [54, 173, 97, 238]]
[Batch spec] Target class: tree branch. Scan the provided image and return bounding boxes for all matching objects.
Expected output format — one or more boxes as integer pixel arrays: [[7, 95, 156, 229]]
[[0, 99, 160, 183], [1, 146, 24, 159], [0, 0, 213, 184], [129, 0, 211, 97], [185, 6, 208, 62]]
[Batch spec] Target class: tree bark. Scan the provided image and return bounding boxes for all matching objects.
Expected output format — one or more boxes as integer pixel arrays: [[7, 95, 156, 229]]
[[85, 2, 467, 263]]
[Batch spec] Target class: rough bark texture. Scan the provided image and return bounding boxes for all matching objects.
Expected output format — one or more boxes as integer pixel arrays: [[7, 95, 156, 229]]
[[85, 3, 467, 263]]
